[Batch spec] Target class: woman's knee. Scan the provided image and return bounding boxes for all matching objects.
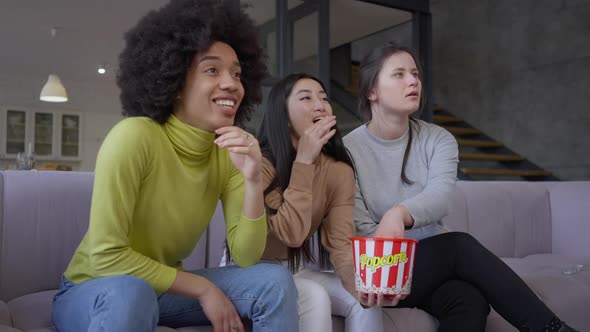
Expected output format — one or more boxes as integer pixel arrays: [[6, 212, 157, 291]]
[[100, 275, 159, 316], [295, 277, 331, 310], [444, 280, 490, 317], [254, 264, 298, 301], [444, 231, 481, 250], [53, 275, 159, 331]]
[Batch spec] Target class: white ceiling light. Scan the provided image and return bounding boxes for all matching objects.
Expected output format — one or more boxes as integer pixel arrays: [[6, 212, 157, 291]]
[[97, 66, 106, 74], [40, 74, 68, 102], [40, 28, 68, 103]]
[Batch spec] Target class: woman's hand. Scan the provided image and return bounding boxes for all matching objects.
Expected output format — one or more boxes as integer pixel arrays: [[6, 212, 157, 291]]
[[358, 291, 407, 307], [198, 281, 245, 332], [215, 127, 262, 183], [295, 115, 337, 165], [374, 206, 413, 239], [169, 272, 244, 332]]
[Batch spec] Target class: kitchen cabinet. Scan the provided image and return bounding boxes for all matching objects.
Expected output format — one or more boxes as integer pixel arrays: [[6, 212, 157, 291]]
[[1, 108, 82, 160]]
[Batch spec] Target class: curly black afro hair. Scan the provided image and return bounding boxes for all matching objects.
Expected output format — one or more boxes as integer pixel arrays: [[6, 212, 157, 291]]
[[117, 0, 268, 126]]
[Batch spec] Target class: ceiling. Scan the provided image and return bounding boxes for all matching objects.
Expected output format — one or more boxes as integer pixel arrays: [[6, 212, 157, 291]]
[[0, 0, 410, 114]]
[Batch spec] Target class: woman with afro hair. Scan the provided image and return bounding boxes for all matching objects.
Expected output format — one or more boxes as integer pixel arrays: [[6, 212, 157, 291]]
[[52, 1, 298, 331]]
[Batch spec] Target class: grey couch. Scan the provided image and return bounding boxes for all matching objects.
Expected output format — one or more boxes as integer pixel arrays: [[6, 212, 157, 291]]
[[0, 170, 588, 332]]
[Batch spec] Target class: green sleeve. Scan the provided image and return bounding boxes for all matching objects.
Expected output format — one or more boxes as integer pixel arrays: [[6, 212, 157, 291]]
[[87, 119, 177, 293], [221, 162, 267, 267]]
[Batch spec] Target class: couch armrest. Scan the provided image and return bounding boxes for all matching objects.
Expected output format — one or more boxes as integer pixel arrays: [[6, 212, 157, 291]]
[[547, 182, 590, 258], [0, 300, 11, 327]]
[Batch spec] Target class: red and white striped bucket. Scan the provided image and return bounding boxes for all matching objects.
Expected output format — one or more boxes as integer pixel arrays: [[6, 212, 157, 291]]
[[351, 237, 418, 295]]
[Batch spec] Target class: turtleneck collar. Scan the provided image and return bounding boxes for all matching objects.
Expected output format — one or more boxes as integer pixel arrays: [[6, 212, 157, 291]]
[[361, 123, 409, 150], [164, 114, 216, 159]]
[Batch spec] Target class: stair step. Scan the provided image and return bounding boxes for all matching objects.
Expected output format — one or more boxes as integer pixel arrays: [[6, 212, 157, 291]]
[[457, 139, 503, 148], [460, 168, 551, 177], [433, 115, 463, 124], [445, 127, 481, 135], [459, 152, 525, 161]]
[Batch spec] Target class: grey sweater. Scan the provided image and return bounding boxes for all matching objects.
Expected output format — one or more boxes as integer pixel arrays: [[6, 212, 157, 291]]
[[343, 120, 459, 240]]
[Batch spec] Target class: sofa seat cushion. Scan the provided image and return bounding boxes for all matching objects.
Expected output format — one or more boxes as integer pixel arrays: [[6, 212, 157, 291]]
[[331, 307, 438, 332], [8, 290, 56, 332], [502, 254, 590, 332], [0, 301, 11, 327], [0, 326, 21, 332]]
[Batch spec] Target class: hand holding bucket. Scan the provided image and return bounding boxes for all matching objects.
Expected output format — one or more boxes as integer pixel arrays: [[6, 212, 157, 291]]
[[351, 237, 418, 306]]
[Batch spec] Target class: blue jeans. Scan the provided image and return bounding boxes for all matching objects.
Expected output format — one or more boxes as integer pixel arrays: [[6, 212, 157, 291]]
[[52, 264, 298, 332]]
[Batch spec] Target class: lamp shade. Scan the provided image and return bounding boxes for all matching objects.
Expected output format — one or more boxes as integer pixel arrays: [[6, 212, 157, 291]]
[[40, 74, 68, 102]]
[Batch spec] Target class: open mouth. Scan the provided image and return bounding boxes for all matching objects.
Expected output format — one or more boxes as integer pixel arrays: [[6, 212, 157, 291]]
[[214, 99, 236, 108], [406, 92, 419, 97], [312, 116, 327, 124]]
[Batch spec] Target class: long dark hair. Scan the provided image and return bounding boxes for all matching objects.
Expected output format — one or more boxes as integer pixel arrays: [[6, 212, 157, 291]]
[[358, 44, 425, 185], [258, 73, 354, 273]]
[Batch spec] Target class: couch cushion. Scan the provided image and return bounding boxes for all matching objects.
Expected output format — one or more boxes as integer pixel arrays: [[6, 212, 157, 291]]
[[441, 183, 469, 232], [503, 254, 590, 332], [331, 307, 438, 332], [0, 171, 94, 302], [545, 182, 590, 258], [444, 181, 552, 258], [0, 301, 11, 326], [205, 202, 227, 268], [8, 290, 55, 331]]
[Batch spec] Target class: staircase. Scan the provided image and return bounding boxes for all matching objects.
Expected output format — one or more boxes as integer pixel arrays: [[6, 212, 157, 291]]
[[432, 106, 557, 181]]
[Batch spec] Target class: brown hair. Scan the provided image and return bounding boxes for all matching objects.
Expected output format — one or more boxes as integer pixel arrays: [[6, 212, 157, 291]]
[[358, 44, 425, 184]]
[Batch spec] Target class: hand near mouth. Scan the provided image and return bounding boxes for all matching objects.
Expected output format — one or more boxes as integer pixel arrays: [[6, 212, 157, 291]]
[[214, 126, 261, 182], [295, 115, 337, 165]]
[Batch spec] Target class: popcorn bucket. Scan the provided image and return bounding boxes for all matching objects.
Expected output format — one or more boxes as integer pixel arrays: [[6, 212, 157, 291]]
[[351, 237, 418, 295]]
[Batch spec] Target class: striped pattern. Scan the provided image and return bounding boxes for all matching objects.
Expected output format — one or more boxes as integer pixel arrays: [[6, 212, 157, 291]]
[[352, 238, 417, 295]]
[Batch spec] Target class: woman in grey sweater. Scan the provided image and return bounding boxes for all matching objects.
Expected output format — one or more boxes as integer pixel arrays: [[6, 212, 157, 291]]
[[343, 44, 577, 332]]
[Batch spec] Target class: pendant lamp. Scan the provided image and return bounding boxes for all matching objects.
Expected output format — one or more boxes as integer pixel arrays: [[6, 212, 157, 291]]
[[40, 28, 68, 102]]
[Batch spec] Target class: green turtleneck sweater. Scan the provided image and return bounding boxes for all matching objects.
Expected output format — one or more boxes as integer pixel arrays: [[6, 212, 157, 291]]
[[64, 115, 267, 294]]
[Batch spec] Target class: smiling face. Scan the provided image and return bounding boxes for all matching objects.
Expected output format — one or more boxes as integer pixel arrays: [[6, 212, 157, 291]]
[[286, 78, 333, 141], [370, 51, 421, 116], [175, 41, 245, 131]]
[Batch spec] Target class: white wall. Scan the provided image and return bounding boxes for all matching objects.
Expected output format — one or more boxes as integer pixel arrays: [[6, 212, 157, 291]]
[[79, 112, 124, 171]]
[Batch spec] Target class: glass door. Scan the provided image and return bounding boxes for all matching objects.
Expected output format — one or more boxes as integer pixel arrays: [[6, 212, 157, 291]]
[[3, 109, 28, 156], [33, 112, 55, 158], [60, 114, 81, 159]]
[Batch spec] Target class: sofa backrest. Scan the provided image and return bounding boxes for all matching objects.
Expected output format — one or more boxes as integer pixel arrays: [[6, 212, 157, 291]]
[[544, 181, 590, 258], [203, 180, 589, 264], [1, 171, 586, 301], [443, 181, 553, 258], [0, 170, 209, 302]]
